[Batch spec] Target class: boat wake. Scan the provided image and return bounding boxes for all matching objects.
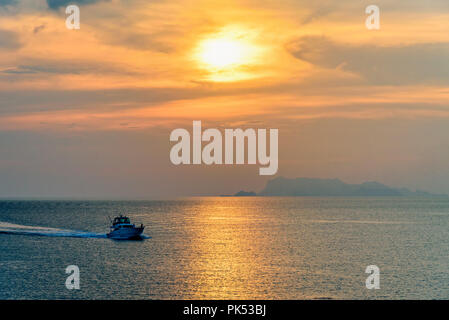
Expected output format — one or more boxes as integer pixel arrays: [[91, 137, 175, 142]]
[[0, 221, 107, 239]]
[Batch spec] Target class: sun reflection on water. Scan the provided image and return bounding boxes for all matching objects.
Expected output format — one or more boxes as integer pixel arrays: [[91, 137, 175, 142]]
[[182, 199, 273, 299]]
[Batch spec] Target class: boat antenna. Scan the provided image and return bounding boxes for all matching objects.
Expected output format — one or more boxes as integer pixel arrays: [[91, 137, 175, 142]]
[[107, 215, 113, 224]]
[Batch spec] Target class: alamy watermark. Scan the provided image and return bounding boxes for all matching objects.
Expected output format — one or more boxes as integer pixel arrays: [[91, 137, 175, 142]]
[[170, 121, 278, 175], [365, 5, 380, 30], [65, 265, 80, 290], [66, 5, 80, 30], [365, 265, 380, 289]]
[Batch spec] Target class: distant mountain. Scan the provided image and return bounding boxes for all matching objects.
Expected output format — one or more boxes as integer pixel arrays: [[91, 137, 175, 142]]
[[233, 190, 257, 197], [241, 177, 446, 197]]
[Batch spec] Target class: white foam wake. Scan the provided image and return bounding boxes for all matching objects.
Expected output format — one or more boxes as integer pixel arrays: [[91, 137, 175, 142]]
[[0, 221, 107, 238]]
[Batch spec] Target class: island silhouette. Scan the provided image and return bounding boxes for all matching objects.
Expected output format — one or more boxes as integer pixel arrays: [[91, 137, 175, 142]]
[[223, 177, 447, 197]]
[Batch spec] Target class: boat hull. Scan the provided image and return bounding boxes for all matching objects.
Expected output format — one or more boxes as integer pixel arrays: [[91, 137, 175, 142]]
[[107, 227, 145, 240]]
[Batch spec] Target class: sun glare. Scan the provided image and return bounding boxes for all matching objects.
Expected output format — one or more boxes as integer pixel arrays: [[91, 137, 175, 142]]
[[199, 39, 247, 69], [194, 28, 263, 81]]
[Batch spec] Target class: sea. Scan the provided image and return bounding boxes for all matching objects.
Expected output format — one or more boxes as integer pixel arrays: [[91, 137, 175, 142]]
[[0, 197, 447, 299]]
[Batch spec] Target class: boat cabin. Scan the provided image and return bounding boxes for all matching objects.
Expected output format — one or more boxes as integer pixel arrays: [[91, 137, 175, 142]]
[[112, 215, 131, 226]]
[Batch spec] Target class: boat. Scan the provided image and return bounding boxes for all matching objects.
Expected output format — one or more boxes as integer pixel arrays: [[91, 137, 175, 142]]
[[107, 215, 145, 240]]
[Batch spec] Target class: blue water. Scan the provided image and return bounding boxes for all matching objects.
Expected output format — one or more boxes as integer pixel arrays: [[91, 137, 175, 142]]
[[0, 198, 448, 299]]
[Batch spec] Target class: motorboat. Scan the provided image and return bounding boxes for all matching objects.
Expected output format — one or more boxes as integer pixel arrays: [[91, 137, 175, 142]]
[[107, 215, 144, 240]]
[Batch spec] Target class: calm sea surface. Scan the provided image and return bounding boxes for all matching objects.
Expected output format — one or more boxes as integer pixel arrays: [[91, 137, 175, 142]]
[[0, 197, 448, 299]]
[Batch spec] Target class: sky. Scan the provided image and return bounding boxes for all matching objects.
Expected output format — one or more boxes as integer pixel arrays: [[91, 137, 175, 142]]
[[0, 0, 449, 198]]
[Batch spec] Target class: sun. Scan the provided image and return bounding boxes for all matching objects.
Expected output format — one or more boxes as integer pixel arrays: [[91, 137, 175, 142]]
[[198, 38, 248, 69], [193, 28, 264, 81]]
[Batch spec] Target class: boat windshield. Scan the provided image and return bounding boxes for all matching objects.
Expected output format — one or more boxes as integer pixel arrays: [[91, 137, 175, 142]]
[[114, 217, 131, 224]]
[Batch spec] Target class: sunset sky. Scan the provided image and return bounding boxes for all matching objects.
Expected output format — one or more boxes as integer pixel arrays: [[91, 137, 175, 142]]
[[1, 0, 449, 198]]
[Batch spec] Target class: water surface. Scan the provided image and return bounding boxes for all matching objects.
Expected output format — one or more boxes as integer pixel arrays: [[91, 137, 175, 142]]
[[0, 197, 448, 299]]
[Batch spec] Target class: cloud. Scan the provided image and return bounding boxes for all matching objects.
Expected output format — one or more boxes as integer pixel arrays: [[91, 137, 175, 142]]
[[0, 0, 16, 6], [299, 0, 338, 25], [0, 60, 137, 76], [0, 29, 21, 49], [33, 24, 46, 34], [0, 84, 270, 115], [104, 30, 175, 53], [287, 36, 449, 85], [46, 0, 104, 10]]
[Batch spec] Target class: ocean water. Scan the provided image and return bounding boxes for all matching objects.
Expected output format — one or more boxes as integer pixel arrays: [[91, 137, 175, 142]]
[[0, 197, 447, 300]]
